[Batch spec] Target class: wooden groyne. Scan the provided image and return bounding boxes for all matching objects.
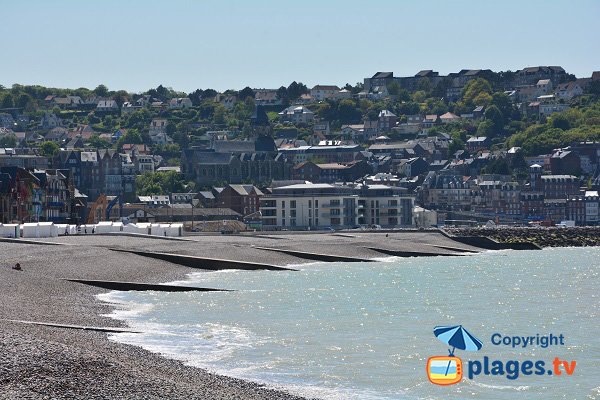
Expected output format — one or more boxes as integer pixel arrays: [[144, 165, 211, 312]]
[[253, 246, 374, 263], [109, 248, 298, 271], [66, 279, 231, 292], [366, 247, 467, 257]]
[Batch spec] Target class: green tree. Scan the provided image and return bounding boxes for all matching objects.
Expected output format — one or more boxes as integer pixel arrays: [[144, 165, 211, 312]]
[[476, 120, 494, 137], [337, 99, 362, 123], [490, 92, 513, 119], [551, 114, 571, 130], [484, 105, 504, 137], [387, 81, 401, 96], [16, 93, 32, 109], [0, 134, 17, 147], [88, 134, 111, 149], [484, 157, 511, 175], [238, 86, 255, 101], [39, 141, 60, 157], [462, 78, 493, 107], [412, 91, 427, 103], [135, 171, 187, 196], [213, 104, 227, 124], [286, 81, 308, 100], [449, 136, 465, 155], [116, 128, 144, 149], [416, 78, 433, 94], [1, 94, 14, 108], [93, 84, 109, 97]]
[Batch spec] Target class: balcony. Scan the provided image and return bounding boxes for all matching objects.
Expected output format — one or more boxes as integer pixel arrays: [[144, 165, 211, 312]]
[[321, 212, 342, 218], [321, 202, 341, 208]]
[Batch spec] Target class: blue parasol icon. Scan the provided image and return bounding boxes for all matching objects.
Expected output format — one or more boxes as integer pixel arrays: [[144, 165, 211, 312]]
[[433, 325, 483, 376]]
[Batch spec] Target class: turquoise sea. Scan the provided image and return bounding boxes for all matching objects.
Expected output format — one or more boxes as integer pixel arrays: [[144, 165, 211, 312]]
[[98, 247, 600, 399]]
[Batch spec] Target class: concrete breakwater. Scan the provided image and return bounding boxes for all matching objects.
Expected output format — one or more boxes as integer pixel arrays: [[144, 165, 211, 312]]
[[444, 227, 600, 248]]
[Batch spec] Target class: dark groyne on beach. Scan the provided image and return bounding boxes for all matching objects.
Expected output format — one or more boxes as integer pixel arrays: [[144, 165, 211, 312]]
[[444, 227, 600, 248]]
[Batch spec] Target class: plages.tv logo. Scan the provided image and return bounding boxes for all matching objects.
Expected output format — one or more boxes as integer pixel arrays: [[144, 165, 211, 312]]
[[426, 325, 483, 385], [426, 325, 577, 385]]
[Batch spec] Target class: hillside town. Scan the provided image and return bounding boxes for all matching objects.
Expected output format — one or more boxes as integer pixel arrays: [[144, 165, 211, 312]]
[[1, 65, 600, 231]]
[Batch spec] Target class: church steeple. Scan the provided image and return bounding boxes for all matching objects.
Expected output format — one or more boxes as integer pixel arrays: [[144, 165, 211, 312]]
[[250, 105, 271, 136]]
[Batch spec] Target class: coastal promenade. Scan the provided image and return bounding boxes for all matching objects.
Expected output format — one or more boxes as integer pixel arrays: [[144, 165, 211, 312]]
[[0, 228, 577, 399]]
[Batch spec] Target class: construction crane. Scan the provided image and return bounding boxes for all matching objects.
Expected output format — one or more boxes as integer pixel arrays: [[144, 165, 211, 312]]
[[86, 194, 120, 224]]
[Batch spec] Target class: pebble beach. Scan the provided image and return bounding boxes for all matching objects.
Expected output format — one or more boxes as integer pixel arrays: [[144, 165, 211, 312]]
[[0, 230, 499, 399]]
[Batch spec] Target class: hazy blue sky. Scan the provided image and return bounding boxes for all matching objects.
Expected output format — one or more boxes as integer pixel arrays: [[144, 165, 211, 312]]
[[2, 0, 599, 93]]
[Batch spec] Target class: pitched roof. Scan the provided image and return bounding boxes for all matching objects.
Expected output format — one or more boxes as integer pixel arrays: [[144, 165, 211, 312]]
[[213, 140, 255, 153], [378, 110, 396, 117], [196, 152, 234, 165], [371, 72, 393, 79], [440, 112, 460, 120], [311, 85, 340, 91]]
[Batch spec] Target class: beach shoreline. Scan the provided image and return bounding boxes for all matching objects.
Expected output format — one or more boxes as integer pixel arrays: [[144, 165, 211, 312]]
[[0, 230, 553, 399]]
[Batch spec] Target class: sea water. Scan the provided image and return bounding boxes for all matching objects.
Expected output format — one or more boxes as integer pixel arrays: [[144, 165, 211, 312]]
[[98, 247, 600, 399]]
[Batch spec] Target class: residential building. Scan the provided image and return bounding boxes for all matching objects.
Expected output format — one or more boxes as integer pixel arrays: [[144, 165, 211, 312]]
[[168, 97, 193, 109], [310, 85, 341, 101], [397, 157, 429, 177], [420, 171, 475, 211], [292, 160, 370, 183], [378, 110, 397, 131], [170, 192, 198, 204], [538, 103, 570, 118], [514, 66, 566, 86], [364, 72, 394, 93], [121, 101, 142, 115], [550, 149, 580, 175], [96, 99, 119, 113], [0, 166, 40, 223], [567, 191, 600, 225], [149, 118, 172, 144], [474, 179, 521, 216], [254, 89, 283, 106], [0, 150, 48, 169], [278, 144, 362, 164], [216, 184, 263, 216], [538, 175, 579, 199], [555, 81, 584, 100], [138, 195, 171, 207], [40, 113, 62, 130], [278, 106, 315, 124], [34, 169, 75, 223], [467, 136, 489, 152], [260, 182, 414, 229]]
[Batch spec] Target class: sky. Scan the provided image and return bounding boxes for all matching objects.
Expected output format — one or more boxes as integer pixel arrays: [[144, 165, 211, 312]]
[[1, 0, 599, 93]]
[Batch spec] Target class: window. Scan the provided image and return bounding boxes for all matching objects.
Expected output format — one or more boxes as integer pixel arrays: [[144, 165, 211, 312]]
[[290, 200, 296, 208], [282, 210, 286, 218], [282, 200, 285, 208], [315, 200, 319, 208], [308, 200, 311, 208], [290, 210, 296, 218]]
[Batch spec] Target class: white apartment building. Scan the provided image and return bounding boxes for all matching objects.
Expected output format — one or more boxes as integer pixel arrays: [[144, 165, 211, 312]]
[[260, 182, 414, 230]]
